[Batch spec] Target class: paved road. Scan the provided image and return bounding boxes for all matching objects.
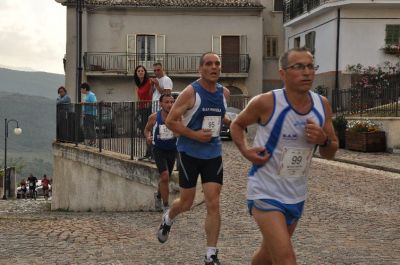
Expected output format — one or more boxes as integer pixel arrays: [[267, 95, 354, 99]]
[[0, 142, 399, 264]]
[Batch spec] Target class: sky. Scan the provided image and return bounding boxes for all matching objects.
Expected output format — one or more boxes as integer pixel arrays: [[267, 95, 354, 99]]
[[0, 0, 66, 74]]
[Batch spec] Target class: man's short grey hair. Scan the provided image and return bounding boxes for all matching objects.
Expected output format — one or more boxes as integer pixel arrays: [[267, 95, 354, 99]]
[[279, 47, 314, 70], [199, 52, 220, 66]]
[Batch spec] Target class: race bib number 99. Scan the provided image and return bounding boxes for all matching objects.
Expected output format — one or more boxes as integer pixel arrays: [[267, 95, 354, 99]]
[[202, 116, 221, 137], [278, 147, 312, 178], [159, 125, 174, 140]]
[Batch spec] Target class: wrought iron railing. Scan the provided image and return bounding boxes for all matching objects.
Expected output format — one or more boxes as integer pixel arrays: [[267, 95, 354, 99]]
[[56, 96, 250, 158], [83, 53, 250, 74], [283, 0, 340, 22], [333, 76, 400, 117]]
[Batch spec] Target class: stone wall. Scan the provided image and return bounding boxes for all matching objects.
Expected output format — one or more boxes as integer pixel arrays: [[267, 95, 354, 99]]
[[52, 143, 184, 212]]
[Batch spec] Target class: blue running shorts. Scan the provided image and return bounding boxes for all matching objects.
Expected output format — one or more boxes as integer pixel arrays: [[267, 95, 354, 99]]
[[247, 199, 305, 225]]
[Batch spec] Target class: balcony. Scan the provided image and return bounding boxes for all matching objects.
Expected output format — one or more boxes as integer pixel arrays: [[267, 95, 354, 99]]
[[83, 52, 250, 78], [284, 0, 331, 22], [283, 0, 400, 23]]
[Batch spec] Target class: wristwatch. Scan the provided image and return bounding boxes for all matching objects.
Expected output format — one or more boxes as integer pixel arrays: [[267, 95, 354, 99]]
[[319, 136, 332, 147]]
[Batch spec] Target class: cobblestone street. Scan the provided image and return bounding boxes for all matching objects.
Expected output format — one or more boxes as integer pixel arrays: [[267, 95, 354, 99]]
[[0, 142, 399, 265]]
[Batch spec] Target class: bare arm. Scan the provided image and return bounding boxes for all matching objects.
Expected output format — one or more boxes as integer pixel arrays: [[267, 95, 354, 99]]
[[144, 113, 157, 145], [222, 87, 232, 126], [165, 85, 212, 143], [231, 93, 273, 165]]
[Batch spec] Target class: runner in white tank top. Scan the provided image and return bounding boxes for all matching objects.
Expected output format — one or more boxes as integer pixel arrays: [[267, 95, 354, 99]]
[[231, 47, 338, 265]]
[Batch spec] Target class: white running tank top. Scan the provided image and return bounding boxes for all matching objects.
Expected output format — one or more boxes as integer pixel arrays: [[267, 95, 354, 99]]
[[247, 89, 326, 204]]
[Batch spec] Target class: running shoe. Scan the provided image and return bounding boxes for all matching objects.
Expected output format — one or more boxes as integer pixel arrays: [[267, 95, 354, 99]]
[[204, 250, 221, 265], [157, 211, 172, 243]]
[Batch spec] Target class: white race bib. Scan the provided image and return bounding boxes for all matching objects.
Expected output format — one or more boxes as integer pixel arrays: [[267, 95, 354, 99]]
[[202, 116, 221, 137], [159, 125, 174, 140], [278, 147, 312, 178]]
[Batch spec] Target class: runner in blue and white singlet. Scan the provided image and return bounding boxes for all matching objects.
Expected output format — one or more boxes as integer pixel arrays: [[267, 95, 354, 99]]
[[177, 80, 227, 160], [156, 53, 232, 265], [230, 47, 338, 264], [144, 94, 176, 212], [152, 110, 176, 152], [248, 88, 325, 204]]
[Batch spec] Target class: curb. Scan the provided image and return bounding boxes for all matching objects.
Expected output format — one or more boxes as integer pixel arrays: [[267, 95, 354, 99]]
[[314, 155, 400, 174]]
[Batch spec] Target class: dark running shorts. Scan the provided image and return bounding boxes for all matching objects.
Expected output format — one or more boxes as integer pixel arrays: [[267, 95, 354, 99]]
[[153, 146, 177, 176], [178, 152, 223, 189]]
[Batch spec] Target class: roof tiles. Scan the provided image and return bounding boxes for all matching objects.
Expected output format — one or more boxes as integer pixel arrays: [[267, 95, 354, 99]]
[[66, 0, 263, 8]]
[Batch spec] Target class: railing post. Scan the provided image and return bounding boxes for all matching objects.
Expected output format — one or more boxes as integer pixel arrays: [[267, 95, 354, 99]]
[[74, 103, 80, 147], [98, 102, 103, 152], [130, 101, 134, 160], [360, 87, 364, 117], [396, 77, 399, 117]]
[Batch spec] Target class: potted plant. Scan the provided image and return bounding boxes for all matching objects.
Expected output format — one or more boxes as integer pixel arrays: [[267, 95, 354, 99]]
[[332, 115, 347, 148], [345, 120, 386, 152], [382, 44, 400, 56], [313, 85, 328, 97]]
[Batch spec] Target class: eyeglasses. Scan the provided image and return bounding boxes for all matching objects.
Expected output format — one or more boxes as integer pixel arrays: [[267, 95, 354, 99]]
[[284, 63, 319, 71]]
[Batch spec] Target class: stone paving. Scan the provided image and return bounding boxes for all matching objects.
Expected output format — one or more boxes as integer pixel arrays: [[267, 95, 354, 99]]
[[0, 142, 399, 264]]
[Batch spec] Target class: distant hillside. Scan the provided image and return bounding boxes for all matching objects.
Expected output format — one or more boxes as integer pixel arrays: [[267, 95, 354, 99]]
[[0, 91, 55, 177], [0, 67, 64, 100]]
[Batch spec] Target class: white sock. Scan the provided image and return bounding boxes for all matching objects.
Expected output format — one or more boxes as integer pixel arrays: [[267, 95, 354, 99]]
[[206, 247, 217, 260], [164, 210, 173, 226]]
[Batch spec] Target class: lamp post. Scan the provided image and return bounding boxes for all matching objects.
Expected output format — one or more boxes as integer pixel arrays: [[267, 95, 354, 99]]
[[2, 119, 22, 200]]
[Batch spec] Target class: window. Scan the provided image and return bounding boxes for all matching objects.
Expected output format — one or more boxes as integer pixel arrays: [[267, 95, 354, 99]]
[[264, 36, 278, 58], [294, 37, 301, 48], [212, 35, 248, 73], [126, 34, 165, 72], [274, 0, 284, 12], [136, 35, 155, 61], [385, 24, 400, 45], [305, 31, 316, 54]]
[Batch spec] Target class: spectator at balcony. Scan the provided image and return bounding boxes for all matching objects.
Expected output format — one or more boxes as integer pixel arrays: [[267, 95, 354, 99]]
[[151, 62, 173, 112], [134, 65, 153, 160], [80, 82, 97, 146], [56, 86, 71, 142], [56, 86, 71, 105]]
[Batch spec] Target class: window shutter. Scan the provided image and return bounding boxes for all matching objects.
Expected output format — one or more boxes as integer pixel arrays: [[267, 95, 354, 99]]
[[127, 34, 136, 73], [240, 35, 247, 54], [156, 34, 166, 65], [212, 35, 221, 54], [385, 25, 400, 45]]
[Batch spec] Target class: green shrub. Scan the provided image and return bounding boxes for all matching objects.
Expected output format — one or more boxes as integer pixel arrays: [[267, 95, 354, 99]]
[[332, 115, 348, 132]]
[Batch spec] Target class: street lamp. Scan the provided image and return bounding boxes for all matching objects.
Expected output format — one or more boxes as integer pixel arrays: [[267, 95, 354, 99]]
[[2, 119, 22, 200]]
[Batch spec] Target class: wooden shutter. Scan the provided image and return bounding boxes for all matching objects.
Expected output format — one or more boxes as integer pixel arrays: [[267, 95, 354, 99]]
[[127, 34, 136, 73]]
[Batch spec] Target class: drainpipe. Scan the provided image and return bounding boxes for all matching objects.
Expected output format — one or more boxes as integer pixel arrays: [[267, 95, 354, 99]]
[[334, 8, 341, 113], [76, 0, 83, 103]]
